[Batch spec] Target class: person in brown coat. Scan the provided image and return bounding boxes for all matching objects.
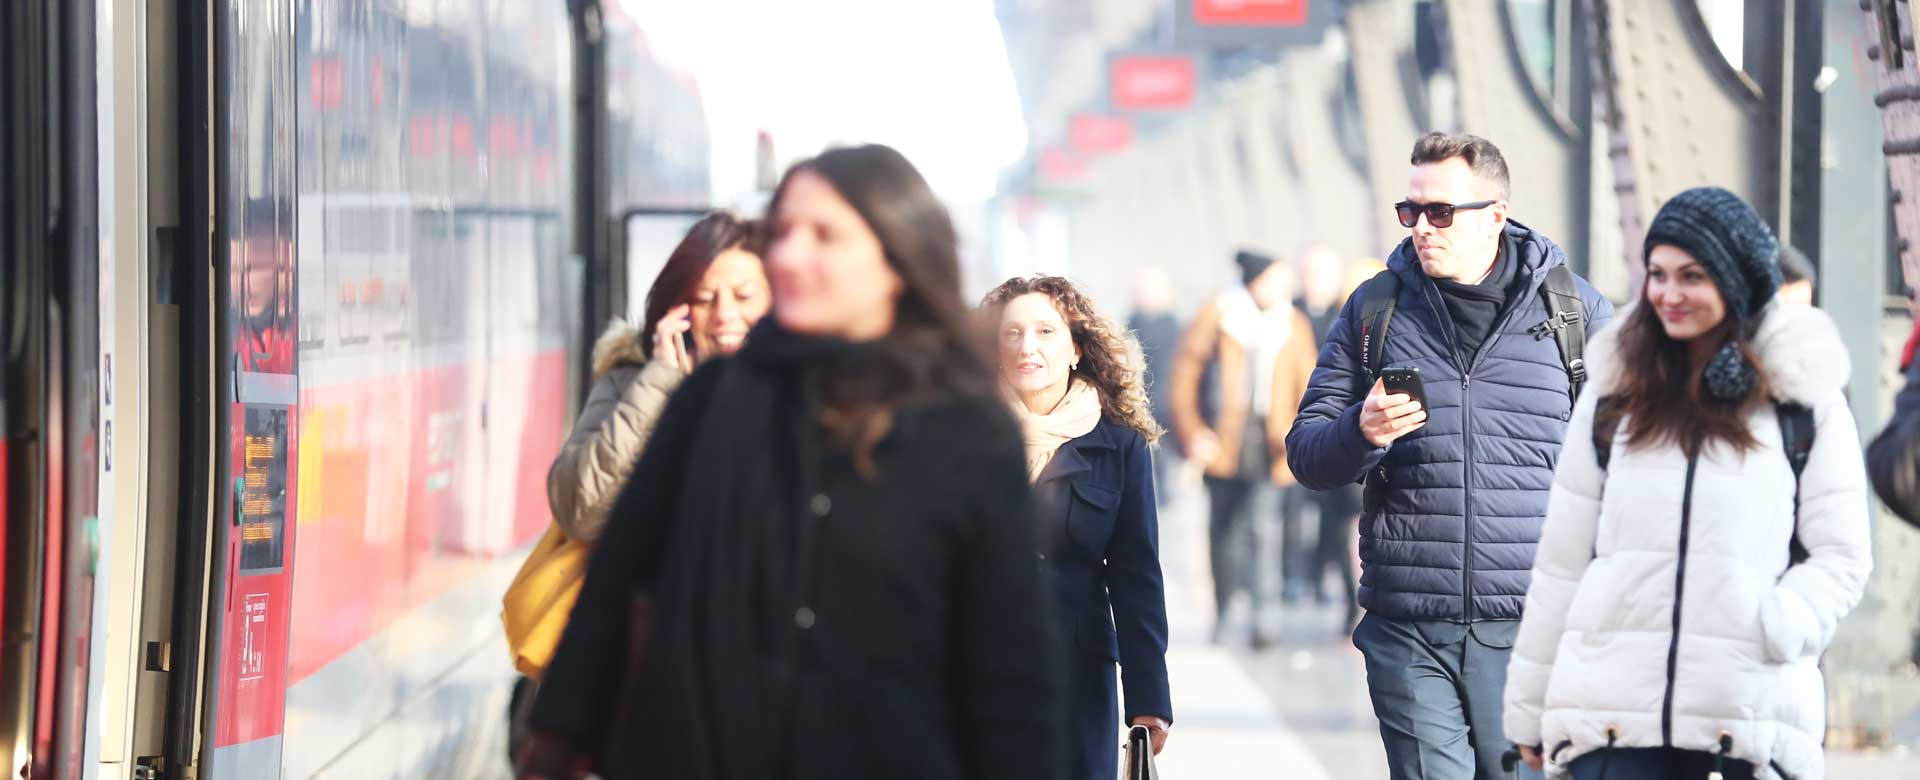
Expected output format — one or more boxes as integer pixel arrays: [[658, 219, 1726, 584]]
[[1169, 250, 1320, 644]]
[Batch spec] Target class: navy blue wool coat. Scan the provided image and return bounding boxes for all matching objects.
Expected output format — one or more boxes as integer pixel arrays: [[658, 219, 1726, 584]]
[[1034, 417, 1172, 777], [1285, 221, 1614, 623]]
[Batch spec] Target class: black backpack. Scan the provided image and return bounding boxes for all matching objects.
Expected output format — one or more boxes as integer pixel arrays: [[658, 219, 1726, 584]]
[[1353, 264, 1590, 400], [1593, 397, 1818, 565]]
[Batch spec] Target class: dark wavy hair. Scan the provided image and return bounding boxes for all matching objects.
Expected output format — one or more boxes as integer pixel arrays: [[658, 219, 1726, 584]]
[[980, 276, 1162, 443], [767, 145, 996, 471], [639, 211, 767, 359], [1611, 299, 1767, 458]]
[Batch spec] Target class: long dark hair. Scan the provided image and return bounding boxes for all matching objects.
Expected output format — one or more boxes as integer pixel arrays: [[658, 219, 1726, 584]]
[[639, 211, 766, 359], [767, 145, 996, 468], [1611, 301, 1766, 458], [980, 276, 1162, 442]]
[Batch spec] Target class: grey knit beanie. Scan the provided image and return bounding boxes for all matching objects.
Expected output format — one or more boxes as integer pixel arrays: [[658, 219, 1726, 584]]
[[1643, 187, 1781, 401]]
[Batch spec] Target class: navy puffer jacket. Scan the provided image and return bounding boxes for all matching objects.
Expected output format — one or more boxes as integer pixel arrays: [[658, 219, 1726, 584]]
[[1285, 221, 1614, 623]]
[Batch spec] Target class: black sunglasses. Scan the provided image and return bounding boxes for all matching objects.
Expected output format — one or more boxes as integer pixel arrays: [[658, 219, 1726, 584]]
[[1395, 199, 1497, 229]]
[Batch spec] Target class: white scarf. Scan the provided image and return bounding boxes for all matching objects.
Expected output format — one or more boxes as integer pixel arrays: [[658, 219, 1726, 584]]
[[1009, 379, 1104, 482], [1217, 286, 1295, 418]]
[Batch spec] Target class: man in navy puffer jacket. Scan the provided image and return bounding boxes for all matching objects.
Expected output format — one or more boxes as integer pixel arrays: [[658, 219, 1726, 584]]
[[1286, 134, 1613, 780]]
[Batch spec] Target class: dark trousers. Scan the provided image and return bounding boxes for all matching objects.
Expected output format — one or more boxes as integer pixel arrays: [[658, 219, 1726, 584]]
[[1568, 748, 1756, 780], [1352, 614, 1515, 780], [1205, 476, 1264, 619], [1278, 486, 1311, 598], [1310, 486, 1359, 616]]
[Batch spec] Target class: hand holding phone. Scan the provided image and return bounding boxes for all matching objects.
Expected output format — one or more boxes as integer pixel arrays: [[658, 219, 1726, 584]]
[[1361, 365, 1428, 448], [1381, 365, 1428, 410], [651, 304, 696, 374]]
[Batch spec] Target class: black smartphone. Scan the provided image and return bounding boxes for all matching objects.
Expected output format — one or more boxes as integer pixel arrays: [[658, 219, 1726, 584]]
[[679, 330, 695, 360], [1381, 364, 1428, 409]]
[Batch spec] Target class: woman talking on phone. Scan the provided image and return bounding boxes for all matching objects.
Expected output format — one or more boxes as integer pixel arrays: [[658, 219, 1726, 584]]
[[520, 145, 1065, 780], [547, 211, 770, 545], [1504, 188, 1872, 780], [508, 212, 769, 754]]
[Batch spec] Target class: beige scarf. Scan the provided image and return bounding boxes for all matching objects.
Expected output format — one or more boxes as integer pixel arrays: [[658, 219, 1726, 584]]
[[1010, 379, 1104, 482]]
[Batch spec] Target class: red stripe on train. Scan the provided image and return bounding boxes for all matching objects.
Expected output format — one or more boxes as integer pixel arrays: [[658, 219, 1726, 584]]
[[285, 349, 566, 685]]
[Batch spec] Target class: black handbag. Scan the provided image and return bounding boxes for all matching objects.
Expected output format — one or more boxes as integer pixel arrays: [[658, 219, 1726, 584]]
[[1123, 725, 1160, 780]]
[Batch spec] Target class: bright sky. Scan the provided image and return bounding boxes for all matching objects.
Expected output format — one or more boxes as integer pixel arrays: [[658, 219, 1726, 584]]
[[623, 0, 1031, 207]]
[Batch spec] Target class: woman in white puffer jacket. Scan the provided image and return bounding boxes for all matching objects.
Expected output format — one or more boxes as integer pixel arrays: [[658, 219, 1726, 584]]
[[1504, 187, 1872, 780]]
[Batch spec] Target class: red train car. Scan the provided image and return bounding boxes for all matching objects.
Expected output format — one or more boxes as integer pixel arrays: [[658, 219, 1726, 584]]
[[1, 1, 707, 778]]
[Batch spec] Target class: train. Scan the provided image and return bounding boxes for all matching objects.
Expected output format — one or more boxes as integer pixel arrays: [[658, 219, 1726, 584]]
[[1, 1, 708, 778]]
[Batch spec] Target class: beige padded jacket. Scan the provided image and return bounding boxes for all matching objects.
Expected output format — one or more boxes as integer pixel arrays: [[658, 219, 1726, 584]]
[[546, 319, 686, 543]]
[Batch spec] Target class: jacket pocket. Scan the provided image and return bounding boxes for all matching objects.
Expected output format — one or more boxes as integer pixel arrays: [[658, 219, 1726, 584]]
[[1758, 586, 1817, 663], [1067, 482, 1120, 554]]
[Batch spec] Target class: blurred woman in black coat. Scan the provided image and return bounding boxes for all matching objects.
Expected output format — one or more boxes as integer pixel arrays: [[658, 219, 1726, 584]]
[[519, 145, 1067, 780]]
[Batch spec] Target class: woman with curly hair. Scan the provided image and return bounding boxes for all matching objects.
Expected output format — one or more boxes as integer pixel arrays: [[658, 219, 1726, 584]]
[[982, 275, 1173, 779]]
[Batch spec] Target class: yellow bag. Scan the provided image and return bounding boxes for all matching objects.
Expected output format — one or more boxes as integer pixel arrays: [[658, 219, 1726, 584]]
[[501, 524, 589, 679]]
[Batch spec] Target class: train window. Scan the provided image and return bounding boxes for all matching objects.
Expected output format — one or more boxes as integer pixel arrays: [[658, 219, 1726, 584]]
[[1695, 0, 1744, 72], [1505, 0, 1557, 100]]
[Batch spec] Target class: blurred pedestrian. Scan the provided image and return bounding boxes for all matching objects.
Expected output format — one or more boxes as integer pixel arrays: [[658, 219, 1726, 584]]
[[1776, 243, 1815, 306], [1505, 187, 1872, 780], [1127, 266, 1183, 505], [1294, 246, 1362, 628], [985, 274, 1174, 780], [1868, 314, 1920, 527], [519, 145, 1066, 780], [1169, 250, 1318, 645]]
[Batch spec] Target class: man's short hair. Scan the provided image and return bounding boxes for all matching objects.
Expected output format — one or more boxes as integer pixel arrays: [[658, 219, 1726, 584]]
[[1410, 132, 1511, 201], [1777, 244, 1816, 286]]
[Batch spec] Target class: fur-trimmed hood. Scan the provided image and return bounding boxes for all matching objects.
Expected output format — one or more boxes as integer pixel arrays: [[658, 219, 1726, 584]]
[[1584, 301, 1851, 406], [591, 318, 649, 380]]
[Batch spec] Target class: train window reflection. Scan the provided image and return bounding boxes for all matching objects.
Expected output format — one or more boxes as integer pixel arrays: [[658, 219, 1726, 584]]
[[236, 198, 295, 374]]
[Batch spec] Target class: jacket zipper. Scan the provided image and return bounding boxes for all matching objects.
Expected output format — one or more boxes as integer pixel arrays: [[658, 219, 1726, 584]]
[[1421, 264, 1539, 623], [1661, 455, 1701, 746], [1461, 372, 1475, 621]]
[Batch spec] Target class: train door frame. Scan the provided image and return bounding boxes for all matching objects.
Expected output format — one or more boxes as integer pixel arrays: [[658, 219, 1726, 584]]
[[5, 0, 113, 776], [3, 0, 60, 774], [94, 0, 225, 777]]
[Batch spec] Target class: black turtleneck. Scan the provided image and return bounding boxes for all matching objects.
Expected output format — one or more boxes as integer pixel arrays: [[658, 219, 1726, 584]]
[[1430, 234, 1525, 364]]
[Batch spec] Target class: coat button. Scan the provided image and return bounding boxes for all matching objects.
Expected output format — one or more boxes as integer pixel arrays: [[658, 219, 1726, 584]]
[[1038, 552, 1047, 561], [810, 494, 832, 517], [794, 606, 817, 629]]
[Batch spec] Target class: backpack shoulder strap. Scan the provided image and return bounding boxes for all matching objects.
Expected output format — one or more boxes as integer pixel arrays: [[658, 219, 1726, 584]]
[[1777, 401, 1817, 565], [1354, 270, 1401, 381], [1591, 394, 1626, 470], [1536, 265, 1589, 401]]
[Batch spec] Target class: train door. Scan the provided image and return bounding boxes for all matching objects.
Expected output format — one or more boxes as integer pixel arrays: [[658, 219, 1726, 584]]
[[4, 0, 108, 777], [85, 0, 237, 777]]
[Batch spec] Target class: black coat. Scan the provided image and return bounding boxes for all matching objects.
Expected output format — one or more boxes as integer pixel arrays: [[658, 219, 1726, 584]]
[[1869, 345, 1920, 528], [530, 332, 1068, 780], [1033, 418, 1172, 777]]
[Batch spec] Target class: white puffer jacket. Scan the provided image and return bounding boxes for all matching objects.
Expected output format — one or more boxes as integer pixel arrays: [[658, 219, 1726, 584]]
[[1504, 303, 1873, 780]]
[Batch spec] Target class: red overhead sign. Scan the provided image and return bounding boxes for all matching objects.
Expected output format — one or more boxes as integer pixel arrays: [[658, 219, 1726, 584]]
[[1038, 146, 1088, 184], [1110, 55, 1197, 112], [1069, 114, 1135, 156], [1193, 0, 1309, 26]]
